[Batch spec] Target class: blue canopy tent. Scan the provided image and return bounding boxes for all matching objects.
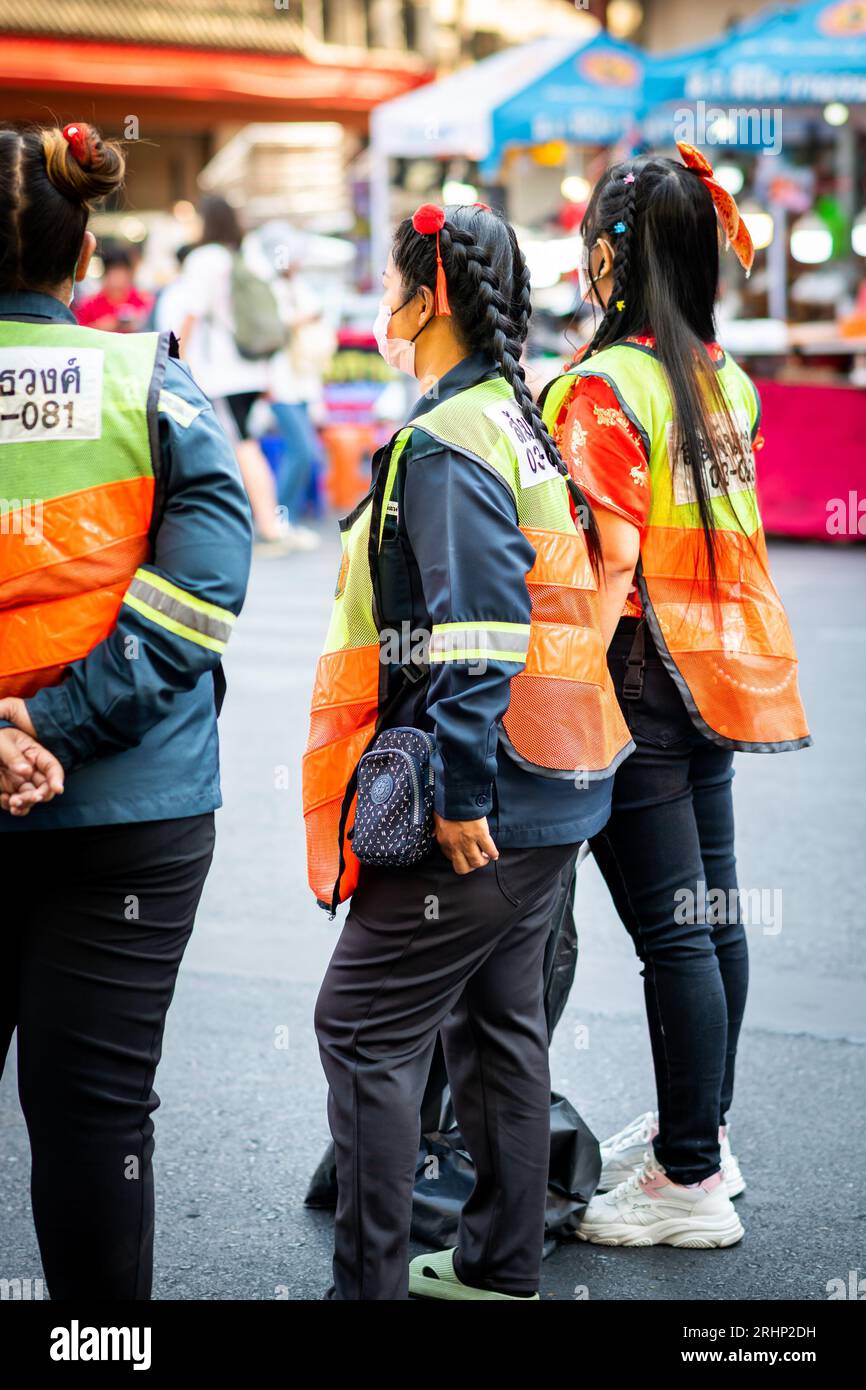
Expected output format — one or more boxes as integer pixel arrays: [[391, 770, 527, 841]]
[[644, 0, 866, 128], [482, 32, 645, 179], [641, 0, 866, 318]]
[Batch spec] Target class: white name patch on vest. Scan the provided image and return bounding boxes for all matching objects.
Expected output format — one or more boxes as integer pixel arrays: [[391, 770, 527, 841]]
[[484, 401, 557, 490], [0, 348, 104, 444], [666, 411, 755, 507]]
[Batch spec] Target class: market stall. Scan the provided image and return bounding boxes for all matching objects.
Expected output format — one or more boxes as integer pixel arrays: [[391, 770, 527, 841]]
[[641, 0, 866, 540]]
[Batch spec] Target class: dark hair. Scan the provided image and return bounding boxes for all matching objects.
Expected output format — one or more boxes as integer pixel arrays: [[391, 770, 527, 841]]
[[581, 155, 749, 592], [392, 204, 601, 569], [101, 242, 134, 272], [199, 194, 242, 250], [0, 123, 125, 293]]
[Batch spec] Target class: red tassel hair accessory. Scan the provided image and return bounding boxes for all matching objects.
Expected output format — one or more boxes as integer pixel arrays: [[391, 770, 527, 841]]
[[411, 202, 451, 316]]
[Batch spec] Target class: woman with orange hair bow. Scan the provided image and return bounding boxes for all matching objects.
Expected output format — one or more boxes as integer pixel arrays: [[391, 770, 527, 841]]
[[541, 144, 811, 1250]]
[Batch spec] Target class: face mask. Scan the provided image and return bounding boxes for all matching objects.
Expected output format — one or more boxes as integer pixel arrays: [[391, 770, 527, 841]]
[[373, 295, 425, 377]]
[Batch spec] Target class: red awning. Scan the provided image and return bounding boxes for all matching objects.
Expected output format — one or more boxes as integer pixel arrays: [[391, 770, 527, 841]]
[[0, 36, 429, 111]]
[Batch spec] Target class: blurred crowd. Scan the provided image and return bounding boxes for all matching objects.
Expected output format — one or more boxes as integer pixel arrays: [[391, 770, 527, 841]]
[[74, 196, 336, 553]]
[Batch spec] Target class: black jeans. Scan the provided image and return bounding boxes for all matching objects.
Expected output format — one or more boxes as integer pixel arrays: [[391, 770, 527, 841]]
[[315, 839, 580, 1300], [589, 620, 749, 1185], [0, 813, 215, 1299]]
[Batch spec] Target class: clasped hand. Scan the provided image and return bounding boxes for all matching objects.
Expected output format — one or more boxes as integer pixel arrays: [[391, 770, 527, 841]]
[[0, 697, 65, 817]]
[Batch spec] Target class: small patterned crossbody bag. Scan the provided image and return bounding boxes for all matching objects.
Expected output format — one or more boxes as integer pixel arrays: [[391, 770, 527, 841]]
[[351, 727, 436, 868]]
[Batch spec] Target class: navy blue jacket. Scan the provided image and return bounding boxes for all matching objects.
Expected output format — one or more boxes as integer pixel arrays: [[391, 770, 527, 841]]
[[378, 352, 612, 848], [0, 291, 252, 831]]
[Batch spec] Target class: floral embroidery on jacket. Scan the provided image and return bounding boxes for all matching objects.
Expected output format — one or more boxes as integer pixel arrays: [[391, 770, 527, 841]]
[[593, 403, 629, 431]]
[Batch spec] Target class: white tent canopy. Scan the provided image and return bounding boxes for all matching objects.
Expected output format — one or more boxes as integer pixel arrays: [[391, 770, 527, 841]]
[[368, 22, 599, 267]]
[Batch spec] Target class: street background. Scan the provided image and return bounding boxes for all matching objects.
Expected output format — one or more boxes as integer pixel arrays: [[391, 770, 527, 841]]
[[3, 534, 864, 1301], [1, 0, 865, 1303]]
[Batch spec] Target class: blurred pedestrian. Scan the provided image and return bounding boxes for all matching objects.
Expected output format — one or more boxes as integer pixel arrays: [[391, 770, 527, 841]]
[[0, 120, 252, 1299], [306, 203, 632, 1300], [74, 240, 152, 332], [257, 226, 333, 551], [145, 240, 194, 335], [177, 195, 289, 550], [544, 144, 811, 1250]]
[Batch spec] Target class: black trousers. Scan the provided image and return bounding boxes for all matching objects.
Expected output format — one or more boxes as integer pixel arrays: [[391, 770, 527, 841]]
[[314, 838, 581, 1300], [590, 621, 749, 1184], [0, 813, 215, 1300]]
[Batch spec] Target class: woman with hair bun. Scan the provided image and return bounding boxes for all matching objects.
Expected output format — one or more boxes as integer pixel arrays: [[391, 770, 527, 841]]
[[307, 203, 633, 1299], [0, 122, 252, 1299]]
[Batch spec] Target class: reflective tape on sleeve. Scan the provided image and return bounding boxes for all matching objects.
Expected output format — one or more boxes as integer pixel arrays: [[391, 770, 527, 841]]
[[429, 621, 530, 664], [122, 568, 236, 653], [157, 389, 205, 430]]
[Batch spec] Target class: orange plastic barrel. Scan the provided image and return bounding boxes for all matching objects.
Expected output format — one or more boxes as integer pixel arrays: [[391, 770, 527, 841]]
[[321, 424, 375, 512]]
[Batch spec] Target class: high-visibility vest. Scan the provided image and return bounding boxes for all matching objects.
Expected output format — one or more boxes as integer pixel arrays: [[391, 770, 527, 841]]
[[543, 343, 811, 752], [303, 374, 633, 911], [0, 320, 168, 697]]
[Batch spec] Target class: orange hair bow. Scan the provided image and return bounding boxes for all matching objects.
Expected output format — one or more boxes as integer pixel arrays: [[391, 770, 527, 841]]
[[676, 141, 755, 276]]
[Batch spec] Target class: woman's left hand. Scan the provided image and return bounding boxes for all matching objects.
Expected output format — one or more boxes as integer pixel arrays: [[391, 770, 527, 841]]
[[0, 702, 65, 815]]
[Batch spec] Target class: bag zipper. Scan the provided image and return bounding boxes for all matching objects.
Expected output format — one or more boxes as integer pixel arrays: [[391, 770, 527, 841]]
[[362, 745, 426, 827]]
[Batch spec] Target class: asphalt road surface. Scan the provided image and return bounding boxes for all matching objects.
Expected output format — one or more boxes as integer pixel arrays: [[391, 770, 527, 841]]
[[2, 533, 864, 1301]]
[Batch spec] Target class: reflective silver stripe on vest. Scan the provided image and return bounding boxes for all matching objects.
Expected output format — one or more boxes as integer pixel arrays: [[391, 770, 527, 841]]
[[125, 574, 234, 651]]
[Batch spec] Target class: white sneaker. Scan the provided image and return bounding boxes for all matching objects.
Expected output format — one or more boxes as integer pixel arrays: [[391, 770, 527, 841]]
[[598, 1111, 746, 1200], [578, 1157, 744, 1248], [720, 1125, 746, 1198], [286, 523, 321, 551]]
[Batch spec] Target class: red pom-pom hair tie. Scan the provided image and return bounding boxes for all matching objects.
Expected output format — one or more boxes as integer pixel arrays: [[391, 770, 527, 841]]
[[411, 202, 451, 316], [62, 123, 91, 165]]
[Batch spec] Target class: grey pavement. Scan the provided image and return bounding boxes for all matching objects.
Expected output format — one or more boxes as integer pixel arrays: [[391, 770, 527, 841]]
[[2, 533, 864, 1301]]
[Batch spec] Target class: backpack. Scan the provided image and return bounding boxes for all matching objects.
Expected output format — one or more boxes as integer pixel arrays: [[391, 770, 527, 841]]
[[230, 254, 285, 360]]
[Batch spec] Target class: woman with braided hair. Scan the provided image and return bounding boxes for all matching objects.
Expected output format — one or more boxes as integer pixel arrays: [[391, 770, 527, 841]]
[[542, 149, 810, 1249], [309, 203, 633, 1299]]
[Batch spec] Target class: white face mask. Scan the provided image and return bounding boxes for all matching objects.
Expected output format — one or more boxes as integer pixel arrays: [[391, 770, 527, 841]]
[[373, 298, 423, 378]]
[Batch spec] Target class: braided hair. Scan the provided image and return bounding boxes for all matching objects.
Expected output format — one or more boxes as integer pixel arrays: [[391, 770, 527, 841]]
[[391, 204, 601, 569], [579, 157, 755, 593]]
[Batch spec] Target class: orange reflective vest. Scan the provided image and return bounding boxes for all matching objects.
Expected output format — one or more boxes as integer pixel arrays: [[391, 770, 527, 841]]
[[302, 375, 633, 912], [543, 343, 811, 753], [0, 321, 167, 698]]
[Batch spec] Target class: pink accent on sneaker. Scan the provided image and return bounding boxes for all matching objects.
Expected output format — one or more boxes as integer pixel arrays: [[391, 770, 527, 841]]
[[639, 1168, 673, 1198], [719, 1124, 727, 1140], [684, 1169, 725, 1193]]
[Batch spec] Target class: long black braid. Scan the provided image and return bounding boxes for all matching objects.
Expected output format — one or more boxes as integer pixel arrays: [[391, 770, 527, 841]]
[[582, 164, 638, 361], [392, 204, 601, 570]]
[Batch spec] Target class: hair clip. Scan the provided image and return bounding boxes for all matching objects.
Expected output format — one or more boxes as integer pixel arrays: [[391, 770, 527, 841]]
[[411, 203, 451, 316], [62, 123, 90, 164], [616, 299, 626, 312], [613, 221, 626, 234], [623, 173, 636, 185], [473, 201, 492, 212]]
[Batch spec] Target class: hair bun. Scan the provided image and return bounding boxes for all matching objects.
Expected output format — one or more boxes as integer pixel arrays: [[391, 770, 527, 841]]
[[412, 203, 446, 235], [62, 123, 91, 164], [42, 123, 125, 206]]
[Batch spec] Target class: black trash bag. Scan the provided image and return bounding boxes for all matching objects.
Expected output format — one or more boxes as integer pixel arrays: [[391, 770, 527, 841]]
[[305, 850, 601, 1250]]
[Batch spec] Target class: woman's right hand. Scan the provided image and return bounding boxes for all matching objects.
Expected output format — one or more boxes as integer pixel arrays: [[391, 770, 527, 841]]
[[434, 813, 499, 875], [0, 726, 65, 817]]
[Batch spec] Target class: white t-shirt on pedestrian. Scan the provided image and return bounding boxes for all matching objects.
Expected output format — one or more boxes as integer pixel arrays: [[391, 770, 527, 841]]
[[174, 243, 269, 401]]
